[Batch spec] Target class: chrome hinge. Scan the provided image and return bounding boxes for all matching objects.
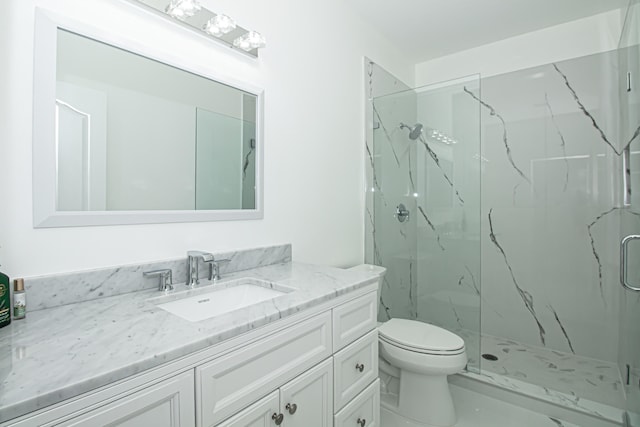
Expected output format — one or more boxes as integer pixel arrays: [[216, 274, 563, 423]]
[[628, 72, 632, 93]]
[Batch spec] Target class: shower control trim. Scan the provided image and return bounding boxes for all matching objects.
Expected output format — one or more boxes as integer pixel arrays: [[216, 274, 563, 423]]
[[395, 204, 410, 223]]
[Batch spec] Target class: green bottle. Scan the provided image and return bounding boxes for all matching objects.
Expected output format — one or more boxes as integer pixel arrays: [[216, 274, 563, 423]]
[[0, 271, 10, 328]]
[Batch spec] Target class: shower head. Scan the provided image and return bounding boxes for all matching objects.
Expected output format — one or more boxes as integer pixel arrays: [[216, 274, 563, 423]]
[[400, 123, 423, 140]]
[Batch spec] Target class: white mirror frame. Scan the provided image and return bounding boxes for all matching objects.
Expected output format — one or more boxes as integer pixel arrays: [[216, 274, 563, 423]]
[[32, 8, 264, 228]]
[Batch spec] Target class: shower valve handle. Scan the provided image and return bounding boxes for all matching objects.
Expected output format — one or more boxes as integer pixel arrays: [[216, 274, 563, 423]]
[[395, 204, 410, 223]]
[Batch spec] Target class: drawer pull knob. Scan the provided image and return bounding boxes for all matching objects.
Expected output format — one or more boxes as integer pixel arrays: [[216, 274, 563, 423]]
[[286, 403, 298, 414], [355, 363, 365, 372], [272, 413, 284, 425], [357, 418, 366, 427]]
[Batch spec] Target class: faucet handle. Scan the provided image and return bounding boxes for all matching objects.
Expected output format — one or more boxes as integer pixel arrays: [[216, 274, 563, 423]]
[[206, 258, 231, 281], [144, 269, 173, 292], [187, 250, 214, 262]]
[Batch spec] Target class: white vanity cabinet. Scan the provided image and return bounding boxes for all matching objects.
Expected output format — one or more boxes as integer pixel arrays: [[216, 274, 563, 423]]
[[3, 289, 379, 427]]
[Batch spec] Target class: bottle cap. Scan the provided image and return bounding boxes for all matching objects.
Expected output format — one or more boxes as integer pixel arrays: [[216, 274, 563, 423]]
[[14, 278, 24, 292]]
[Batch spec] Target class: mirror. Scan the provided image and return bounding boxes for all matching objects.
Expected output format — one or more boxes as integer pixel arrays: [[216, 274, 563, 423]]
[[33, 9, 263, 227]]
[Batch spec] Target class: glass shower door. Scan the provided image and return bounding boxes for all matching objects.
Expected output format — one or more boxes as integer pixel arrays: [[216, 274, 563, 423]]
[[371, 75, 481, 372], [619, 1, 640, 424]]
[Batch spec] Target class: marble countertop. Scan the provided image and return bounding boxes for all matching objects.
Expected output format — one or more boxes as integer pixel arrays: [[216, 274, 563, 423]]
[[0, 262, 382, 422]]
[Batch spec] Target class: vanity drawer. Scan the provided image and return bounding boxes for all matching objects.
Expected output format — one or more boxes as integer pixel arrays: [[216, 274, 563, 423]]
[[196, 312, 332, 427], [332, 291, 377, 351], [334, 379, 380, 427], [333, 329, 378, 411]]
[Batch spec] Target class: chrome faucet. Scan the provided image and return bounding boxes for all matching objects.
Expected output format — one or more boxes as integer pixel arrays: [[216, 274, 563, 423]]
[[186, 251, 214, 287]]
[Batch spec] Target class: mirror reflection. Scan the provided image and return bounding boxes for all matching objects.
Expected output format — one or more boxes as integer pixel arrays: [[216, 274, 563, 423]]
[[55, 28, 257, 212]]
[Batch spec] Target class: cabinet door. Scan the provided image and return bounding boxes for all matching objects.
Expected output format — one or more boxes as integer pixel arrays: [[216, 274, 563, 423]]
[[216, 391, 280, 427], [55, 371, 195, 427], [280, 359, 333, 427]]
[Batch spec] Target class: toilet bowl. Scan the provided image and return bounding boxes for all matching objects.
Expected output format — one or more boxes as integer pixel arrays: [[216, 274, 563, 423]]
[[378, 318, 467, 427]]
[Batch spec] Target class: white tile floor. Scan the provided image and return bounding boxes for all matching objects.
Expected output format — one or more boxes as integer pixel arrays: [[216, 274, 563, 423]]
[[381, 384, 580, 427]]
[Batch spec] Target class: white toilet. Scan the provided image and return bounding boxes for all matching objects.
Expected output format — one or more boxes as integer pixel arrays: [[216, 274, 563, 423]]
[[378, 318, 467, 427]]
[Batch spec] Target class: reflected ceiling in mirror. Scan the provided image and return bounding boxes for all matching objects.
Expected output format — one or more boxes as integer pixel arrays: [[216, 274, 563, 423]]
[[33, 9, 264, 227]]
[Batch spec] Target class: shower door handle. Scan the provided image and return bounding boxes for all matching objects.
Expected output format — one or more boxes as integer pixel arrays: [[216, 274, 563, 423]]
[[621, 235, 640, 292], [623, 144, 631, 207]]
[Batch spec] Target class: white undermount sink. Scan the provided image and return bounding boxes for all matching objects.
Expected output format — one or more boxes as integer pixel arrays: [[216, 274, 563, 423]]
[[154, 278, 294, 322]]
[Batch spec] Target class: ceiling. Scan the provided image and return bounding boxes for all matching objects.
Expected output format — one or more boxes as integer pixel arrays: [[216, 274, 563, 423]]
[[346, 0, 630, 63]]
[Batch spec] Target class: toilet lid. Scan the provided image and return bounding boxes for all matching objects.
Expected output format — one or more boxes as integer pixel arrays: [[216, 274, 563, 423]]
[[378, 319, 465, 353]]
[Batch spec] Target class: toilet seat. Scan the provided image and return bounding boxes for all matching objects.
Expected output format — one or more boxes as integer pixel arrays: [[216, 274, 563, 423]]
[[378, 318, 465, 355]]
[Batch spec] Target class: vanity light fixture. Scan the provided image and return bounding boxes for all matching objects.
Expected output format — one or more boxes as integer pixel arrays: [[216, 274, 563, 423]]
[[127, 0, 267, 58], [165, 0, 201, 20]]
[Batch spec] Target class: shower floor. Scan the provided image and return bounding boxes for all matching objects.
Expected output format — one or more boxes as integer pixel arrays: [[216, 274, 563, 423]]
[[455, 329, 625, 413], [381, 384, 583, 427]]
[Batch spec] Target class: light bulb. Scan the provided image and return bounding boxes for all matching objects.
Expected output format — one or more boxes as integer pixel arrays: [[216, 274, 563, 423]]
[[247, 31, 266, 49], [166, 0, 201, 19], [204, 14, 237, 36]]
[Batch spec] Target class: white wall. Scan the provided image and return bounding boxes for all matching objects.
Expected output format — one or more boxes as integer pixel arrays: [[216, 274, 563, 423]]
[[415, 10, 624, 87], [0, 0, 414, 277]]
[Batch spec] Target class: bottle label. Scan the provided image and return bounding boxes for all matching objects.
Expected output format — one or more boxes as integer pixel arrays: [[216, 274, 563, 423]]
[[14, 293, 26, 319], [0, 307, 9, 323], [0, 283, 9, 323], [14, 305, 25, 318]]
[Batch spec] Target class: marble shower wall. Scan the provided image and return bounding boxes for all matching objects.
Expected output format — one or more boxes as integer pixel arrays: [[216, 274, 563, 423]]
[[478, 46, 640, 364]]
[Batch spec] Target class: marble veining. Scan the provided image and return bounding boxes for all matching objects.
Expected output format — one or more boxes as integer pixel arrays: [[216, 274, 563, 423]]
[[0, 258, 380, 422], [488, 209, 546, 346], [587, 207, 618, 302], [416, 135, 465, 205], [553, 63, 640, 155], [372, 103, 401, 167], [463, 86, 531, 184], [544, 93, 570, 192], [365, 143, 384, 202], [408, 148, 416, 194], [546, 304, 575, 354], [417, 206, 445, 251], [24, 244, 291, 312], [242, 141, 255, 179]]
